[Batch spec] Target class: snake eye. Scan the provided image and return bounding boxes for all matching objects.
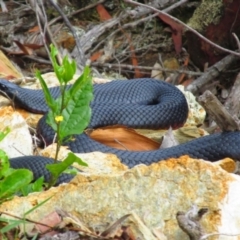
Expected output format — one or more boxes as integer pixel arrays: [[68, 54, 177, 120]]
[[0, 80, 16, 92], [0, 83, 6, 91]]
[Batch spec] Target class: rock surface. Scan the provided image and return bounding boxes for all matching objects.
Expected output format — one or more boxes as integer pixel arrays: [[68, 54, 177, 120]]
[[0, 106, 32, 157], [1, 156, 240, 239], [41, 143, 128, 174]]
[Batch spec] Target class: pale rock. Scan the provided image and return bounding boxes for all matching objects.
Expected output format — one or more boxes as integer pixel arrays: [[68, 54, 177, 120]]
[[0, 106, 32, 157], [40, 143, 128, 174], [22, 72, 76, 89], [136, 126, 209, 145], [22, 73, 112, 89], [1, 156, 240, 239], [14, 109, 42, 128], [0, 95, 11, 109], [0, 93, 42, 129], [177, 85, 206, 127]]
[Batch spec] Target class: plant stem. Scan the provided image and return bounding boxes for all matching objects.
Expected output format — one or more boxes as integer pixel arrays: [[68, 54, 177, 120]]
[[54, 83, 67, 162], [54, 122, 61, 162], [48, 84, 66, 187]]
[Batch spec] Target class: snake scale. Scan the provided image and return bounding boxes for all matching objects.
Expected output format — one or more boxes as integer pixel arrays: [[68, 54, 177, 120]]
[[0, 78, 239, 185]]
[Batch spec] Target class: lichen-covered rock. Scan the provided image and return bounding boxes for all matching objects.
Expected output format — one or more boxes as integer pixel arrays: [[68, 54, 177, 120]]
[[1, 156, 240, 239]]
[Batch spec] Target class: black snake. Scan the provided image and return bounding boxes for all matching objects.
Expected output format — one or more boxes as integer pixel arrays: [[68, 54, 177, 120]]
[[0, 78, 239, 185]]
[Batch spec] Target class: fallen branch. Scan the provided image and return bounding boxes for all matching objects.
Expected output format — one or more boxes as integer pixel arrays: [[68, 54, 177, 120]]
[[186, 54, 239, 94], [224, 73, 240, 119], [198, 90, 240, 131]]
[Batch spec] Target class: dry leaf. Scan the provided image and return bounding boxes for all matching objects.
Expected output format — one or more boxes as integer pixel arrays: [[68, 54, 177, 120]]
[[88, 125, 160, 151], [0, 50, 22, 79]]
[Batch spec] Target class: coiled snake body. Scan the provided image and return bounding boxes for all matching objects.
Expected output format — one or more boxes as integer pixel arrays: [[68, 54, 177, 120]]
[[0, 78, 239, 185]]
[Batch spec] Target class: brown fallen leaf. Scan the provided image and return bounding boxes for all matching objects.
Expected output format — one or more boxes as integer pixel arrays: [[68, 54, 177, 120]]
[[35, 211, 62, 234], [0, 50, 22, 79], [158, 13, 183, 54], [88, 125, 160, 151]]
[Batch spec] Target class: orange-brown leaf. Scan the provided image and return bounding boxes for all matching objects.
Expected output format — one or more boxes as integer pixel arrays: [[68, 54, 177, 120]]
[[158, 13, 183, 54], [96, 4, 112, 21], [0, 50, 22, 79], [89, 125, 160, 151]]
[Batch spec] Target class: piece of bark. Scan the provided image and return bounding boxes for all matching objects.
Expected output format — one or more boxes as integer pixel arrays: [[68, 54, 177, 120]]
[[186, 54, 239, 94], [176, 206, 208, 240], [198, 90, 240, 131], [224, 73, 240, 119], [72, 16, 123, 56]]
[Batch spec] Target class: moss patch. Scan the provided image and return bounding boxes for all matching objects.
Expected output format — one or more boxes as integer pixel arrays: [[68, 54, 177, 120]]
[[188, 0, 224, 32]]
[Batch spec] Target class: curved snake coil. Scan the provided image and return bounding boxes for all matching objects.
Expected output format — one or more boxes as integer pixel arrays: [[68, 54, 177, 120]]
[[0, 78, 239, 185]]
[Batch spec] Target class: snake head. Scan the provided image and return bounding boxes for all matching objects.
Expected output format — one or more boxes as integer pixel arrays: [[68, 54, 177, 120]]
[[0, 79, 19, 99], [0, 79, 18, 90]]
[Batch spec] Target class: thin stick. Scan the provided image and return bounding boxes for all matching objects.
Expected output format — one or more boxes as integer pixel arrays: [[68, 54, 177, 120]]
[[48, 0, 86, 70], [91, 62, 202, 76], [49, 0, 106, 26]]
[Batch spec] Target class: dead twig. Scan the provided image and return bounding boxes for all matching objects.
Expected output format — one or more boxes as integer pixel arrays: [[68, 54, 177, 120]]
[[224, 73, 240, 119], [91, 62, 202, 76], [127, 0, 188, 18], [186, 54, 239, 94], [0, 211, 54, 229], [30, 0, 62, 64], [163, 0, 188, 12], [49, 0, 106, 26], [232, 33, 240, 52], [198, 90, 240, 131], [201, 232, 240, 240], [71, 16, 125, 58], [48, 0, 86, 70]]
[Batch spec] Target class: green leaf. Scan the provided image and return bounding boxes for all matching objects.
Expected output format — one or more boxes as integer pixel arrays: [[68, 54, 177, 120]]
[[20, 176, 44, 196], [0, 169, 33, 200], [0, 127, 10, 142], [69, 65, 91, 97], [46, 66, 93, 141], [61, 56, 76, 83], [45, 95, 64, 132], [36, 70, 58, 112], [63, 168, 78, 175], [58, 73, 93, 140], [46, 152, 87, 184], [31, 176, 44, 192], [0, 218, 25, 233], [0, 150, 9, 179], [50, 44, 64, 84]]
